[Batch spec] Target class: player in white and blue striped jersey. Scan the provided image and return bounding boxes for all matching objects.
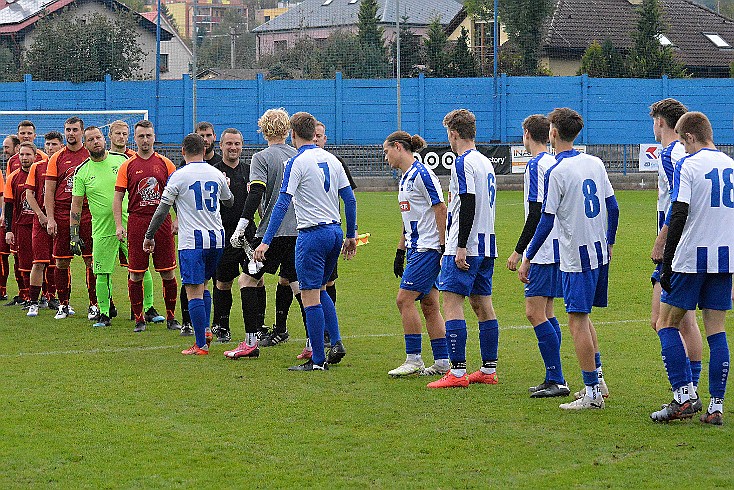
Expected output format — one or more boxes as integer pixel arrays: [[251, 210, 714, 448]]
[[428, 109, 500, 389], [254, 112, 357, 371], [384, 130, 449, 378], [648, 99, 703, 412], [652, 112, 734, 425], [520, 108, 619, 410], [144, 133, 233, 355], [507, 115, 568, 398]]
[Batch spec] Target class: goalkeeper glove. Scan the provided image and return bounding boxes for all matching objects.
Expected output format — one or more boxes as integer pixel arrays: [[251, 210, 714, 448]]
[[70, 225, 84, 256], [230, 218, 250, 248], [394, 248, 406, 278], [660, 262, 673, 293]]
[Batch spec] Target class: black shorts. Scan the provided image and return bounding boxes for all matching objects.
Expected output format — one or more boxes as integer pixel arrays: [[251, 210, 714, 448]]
[[215, 244, 246, 283], [329, 260, 339, 282], [248, 236, 297, 282]]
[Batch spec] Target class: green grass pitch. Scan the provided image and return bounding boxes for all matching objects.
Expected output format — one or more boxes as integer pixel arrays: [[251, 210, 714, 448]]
[[1, 190, 731, 488]]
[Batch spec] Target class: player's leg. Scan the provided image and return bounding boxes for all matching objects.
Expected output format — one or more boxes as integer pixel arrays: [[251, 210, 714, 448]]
[[0, 224, 9, 300], [326, 261, 338, 304], [151, 219, 178, 329], [465, 257, 499, 385], [27, 261, 46, 317], [320, 227, 346, 365], [420, 288, 449, 376], [224, 271, 264, 359], [678, 311, 703, 398], [91, 235, 119, 325], [80, 219, 97, 319], [389, 287, 424, 376]]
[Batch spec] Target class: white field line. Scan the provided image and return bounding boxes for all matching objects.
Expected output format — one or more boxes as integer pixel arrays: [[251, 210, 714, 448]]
[[0, 319, 646, 359]]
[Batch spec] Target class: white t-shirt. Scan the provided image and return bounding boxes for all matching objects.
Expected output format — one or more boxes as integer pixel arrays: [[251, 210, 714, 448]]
[[445, 149, 497, 257], [399, 160, 444, 251], [671, 148, 734, 273], [161, 161, 232, 250], [281, 145, 350, 230], [657, 141, 685, 232], [543, 150, 614, 272], [524, 151, 559, 264]]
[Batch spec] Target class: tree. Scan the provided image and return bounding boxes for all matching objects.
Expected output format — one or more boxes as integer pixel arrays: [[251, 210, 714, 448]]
[[197, 9, 256, 70], [0, 44, 21, 82], [601, 39, 626, 77], [578, 41, 608, 77], [626, 0, 686, 78], [448, 27, 478, 77], [423, 16, 449, 77], [25, 8, 145, 81], [356, 0, 389, 77], [390, 16, 422, 78], [499, 0, 555, 75]]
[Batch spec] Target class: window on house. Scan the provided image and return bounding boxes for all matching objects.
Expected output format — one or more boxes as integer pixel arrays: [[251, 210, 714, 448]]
[[160, 54, 169, 73], [704, 33, 731, 48], [657, 34, 672, 46]]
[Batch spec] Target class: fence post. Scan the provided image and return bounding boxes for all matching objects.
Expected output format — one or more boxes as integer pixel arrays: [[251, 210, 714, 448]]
[[499, 73, 508, 143], [24, 74, 32, 110], [661, 74, 669, 98], [182, 74, 192, 135], [418, 73, 425, 137], [257, 73, 264, 143], [335, 71, 343, 145], [104, 74, 112, 110], [623, 144, 627, 176], [581, 74, 589, 144]]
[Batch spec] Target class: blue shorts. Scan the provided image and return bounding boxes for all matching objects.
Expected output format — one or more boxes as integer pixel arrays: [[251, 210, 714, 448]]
[[401, 249, 441, 300], [179, 248, 223, 285], [651, 263, 661, 285], [562, 264, 609, 313], [525, 262, 563, 298], [661, 272, 733, 311], [295, 224, 343, 290], [438, 255, 494, 297]]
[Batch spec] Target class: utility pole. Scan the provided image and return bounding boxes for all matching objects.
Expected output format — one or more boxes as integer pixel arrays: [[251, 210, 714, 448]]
[[230, 27, 237, 69]]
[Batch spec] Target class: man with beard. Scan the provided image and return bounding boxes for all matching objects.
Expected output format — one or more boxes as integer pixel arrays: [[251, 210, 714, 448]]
[[114, 120, 179, 333], [0, 134, 19, 302], [4, 142, 38, 309], [45, 117, 94, 320], [70, 127, 129, 327], [109, 120, 136, 158], [6, 121, 48, 175]]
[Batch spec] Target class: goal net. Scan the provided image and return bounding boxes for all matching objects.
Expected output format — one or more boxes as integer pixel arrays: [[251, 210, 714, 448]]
[[0, 110, 149, 145]]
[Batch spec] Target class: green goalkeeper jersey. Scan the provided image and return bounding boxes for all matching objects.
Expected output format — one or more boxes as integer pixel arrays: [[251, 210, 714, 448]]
[[72, 151, 129, 238]]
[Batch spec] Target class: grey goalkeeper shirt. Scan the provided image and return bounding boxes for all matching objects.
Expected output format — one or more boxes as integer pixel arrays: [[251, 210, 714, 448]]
[[249, 143, 298, 238]]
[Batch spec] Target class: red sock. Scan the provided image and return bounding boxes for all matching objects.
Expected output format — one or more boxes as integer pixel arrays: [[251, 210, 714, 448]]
[[21, 271, 30, 300], [55, 267, 71, 304], [13, 256, 23, 293], [0, 254, 8, 292], [45, 264, 56, 297], [162, 277, 178, 320], [86, 266, 97, 305], [129, 279, 144, 322], [29, 285, 42, 302]]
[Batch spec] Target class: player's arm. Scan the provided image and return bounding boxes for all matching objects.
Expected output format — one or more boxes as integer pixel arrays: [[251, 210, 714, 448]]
[[70, 195, 83, 227], [508, 201, 542, 271], [230, 177, 265, 248], [605, 195, 620, 260], [433, 202, 447, 253], [455, 192, 475, 270], [44, 179, 57, 236], [113, 190, 126, 241], [25, 189, 46, 226], [394, 233, 406, 278], [3, 199, 12, 245], [143, 202, 172, 253], [660, 201, 688, 292], [339, 185, 358, 259], [68, 195, 85, 256], [253, 191, 292, 261], [518, 211, 555, 284]]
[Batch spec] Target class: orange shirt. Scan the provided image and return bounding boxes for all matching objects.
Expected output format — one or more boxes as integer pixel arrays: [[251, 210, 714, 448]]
[[45, 145, 90, 210], [4, 167, 34, 227], [115, 152, 176, 217]]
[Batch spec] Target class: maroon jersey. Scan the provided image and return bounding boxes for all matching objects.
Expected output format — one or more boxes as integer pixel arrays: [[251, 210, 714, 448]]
[[25, 160, 48, 213], [45, 146, 90, 211], [7, 150, 47, 175], [115, 152, 176, 217], [4, 168, 35, 227]]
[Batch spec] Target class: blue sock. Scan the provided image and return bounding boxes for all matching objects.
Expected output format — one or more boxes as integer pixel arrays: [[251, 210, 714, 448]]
[[707, 332, 730, 399], [320, 290, 341, 344], [690, 360, 702, 388], [405, 334, 422, 355], [305, 305, 326, 365], [203, 289, 211, 328], [188, 298, 207, 348], [478, 319, 499, 362], [594, 351, 602, 370], [534, 320, 565, 385], [582, 369, 598, 386], [658, 327, 692, 390], [445, 319, 467, 365], [430, 337, 449, 360], [548, 316, 562, 345]]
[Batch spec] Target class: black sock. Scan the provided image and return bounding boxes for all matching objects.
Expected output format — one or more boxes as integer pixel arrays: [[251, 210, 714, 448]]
[[180, 284, 190, 325], [275, 283, 293, 332], [326, 283, 337, 304], [294, 292, 308, 337], [240, 287, 261, 334], [256, 285, 266, 329], [213, 285, 232, 329]]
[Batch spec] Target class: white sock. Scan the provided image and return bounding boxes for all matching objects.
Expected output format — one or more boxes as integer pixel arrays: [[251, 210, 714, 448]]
[[450, 368, 466, 377], [434, 358, 449, 368], [246, 333, 258, 347], [305, 338, 312, 351], [585, 384, 599, 399], [688, 382, 697, 399], [597, 366, 604, 380], [480, 367, 496, 375], [407, 353, 422, 363], [709, 397, 724, 414], [673, 385, 691, 404]]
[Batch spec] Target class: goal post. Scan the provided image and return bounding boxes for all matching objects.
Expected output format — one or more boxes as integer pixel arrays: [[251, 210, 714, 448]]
[[0, 110, 149, 142]]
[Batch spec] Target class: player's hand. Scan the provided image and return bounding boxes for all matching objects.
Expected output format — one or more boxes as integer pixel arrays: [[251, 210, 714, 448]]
[[518, 257, 531, 284], [393, 248, 405, 277], [506, 250, 521, 271], [46, 218, 57, 237], [651, 239, 663, 264], [230, 218, 250, 248], [116, 225, 127, 243], [608, 244, 614, 262], [253, 242, 269, 262], [38, 214, 48, 229], [454, 247, 469, 271], [342, 237, 357, 260], [171, 218, 178, 235], [660, 263, 673, 293], [143, 238, 155, 253], [69, 225, 83, 256], [5, 232, 14, 246]]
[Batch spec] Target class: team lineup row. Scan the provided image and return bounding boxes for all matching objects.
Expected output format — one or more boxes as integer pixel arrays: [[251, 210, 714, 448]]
[[1, 102, 731, 420]]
